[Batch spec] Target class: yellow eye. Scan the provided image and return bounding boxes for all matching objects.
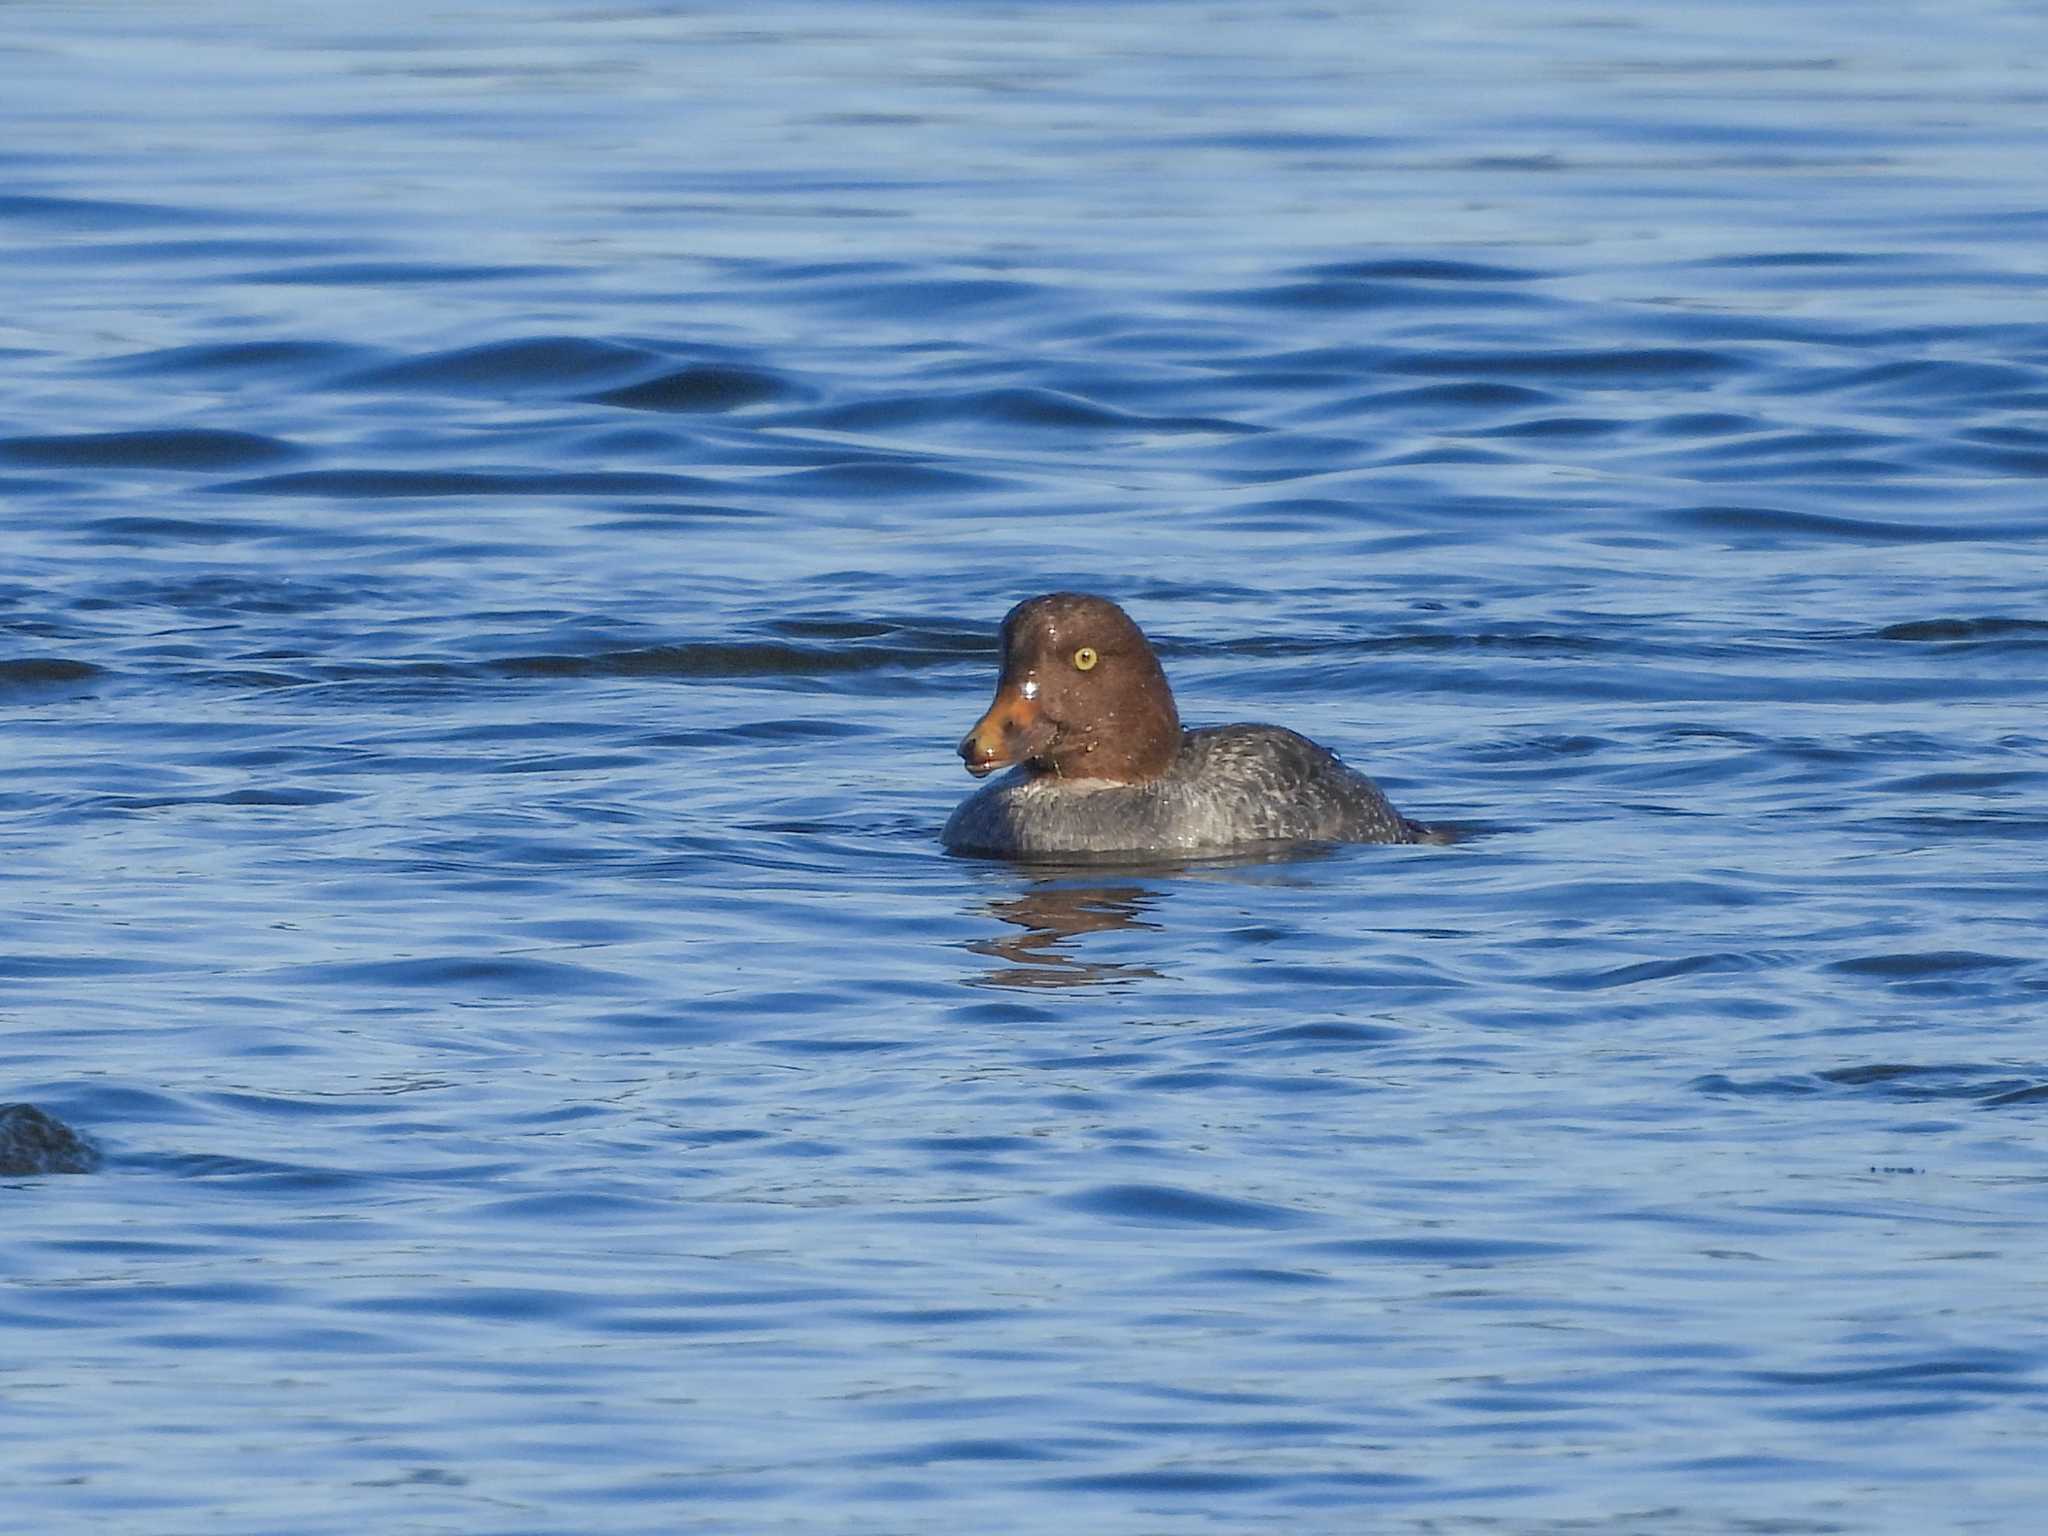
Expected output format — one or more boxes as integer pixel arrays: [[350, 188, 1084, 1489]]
[[1072, 646, 1098, 671]]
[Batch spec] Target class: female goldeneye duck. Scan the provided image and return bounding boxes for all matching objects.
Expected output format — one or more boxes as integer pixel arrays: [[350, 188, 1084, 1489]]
[[942, 592, 1435, 858]]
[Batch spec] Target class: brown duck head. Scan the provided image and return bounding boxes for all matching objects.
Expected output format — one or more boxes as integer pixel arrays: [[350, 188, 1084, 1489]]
[[957, 593, 1181, 783]]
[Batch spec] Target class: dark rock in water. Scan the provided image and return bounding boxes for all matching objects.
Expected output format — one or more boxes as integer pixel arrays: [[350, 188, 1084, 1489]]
[[0, 1103, 100, 1175]]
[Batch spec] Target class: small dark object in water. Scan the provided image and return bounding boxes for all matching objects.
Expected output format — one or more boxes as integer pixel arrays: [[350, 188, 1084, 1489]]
[[0, 1103, 100, 1175]]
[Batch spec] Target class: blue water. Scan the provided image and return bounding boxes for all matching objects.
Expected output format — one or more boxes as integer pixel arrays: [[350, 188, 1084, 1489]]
[[5, 1, 2047, 1529]]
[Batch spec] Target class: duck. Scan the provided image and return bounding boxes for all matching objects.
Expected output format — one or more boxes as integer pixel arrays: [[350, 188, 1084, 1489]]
[[942, 592, 1435, 858]]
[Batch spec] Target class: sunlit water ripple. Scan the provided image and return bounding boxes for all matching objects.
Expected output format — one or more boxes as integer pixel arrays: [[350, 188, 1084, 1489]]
[[4, 2, 2046, 1531]]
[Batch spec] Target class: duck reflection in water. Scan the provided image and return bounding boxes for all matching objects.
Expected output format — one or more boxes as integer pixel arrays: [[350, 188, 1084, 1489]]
[[968, 881, 1167, 989], [964, 846, 1345, 989]]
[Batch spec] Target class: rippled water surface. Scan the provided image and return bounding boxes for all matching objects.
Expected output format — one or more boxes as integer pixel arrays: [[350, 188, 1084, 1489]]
[[6, 2, 2048, 1530]]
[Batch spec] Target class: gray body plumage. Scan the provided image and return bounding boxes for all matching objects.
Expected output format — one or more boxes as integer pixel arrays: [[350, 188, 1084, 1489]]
[[942, 724, 1426, 858]]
